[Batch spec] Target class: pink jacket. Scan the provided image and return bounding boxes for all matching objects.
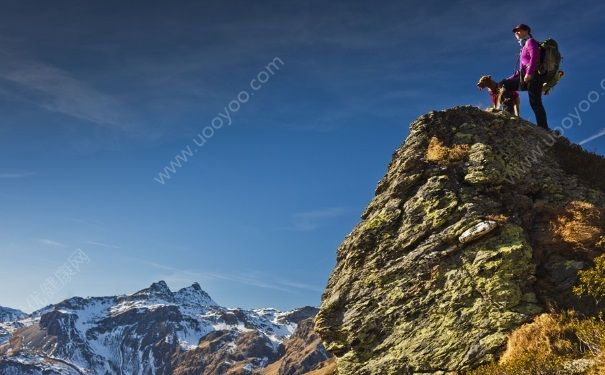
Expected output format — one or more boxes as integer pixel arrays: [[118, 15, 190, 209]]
[[508, 37, 541, 80]]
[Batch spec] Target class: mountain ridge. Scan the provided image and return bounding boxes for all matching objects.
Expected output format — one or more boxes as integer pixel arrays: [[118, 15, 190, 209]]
[[0, 307, 26, 323], [0, 280, 331, 374]]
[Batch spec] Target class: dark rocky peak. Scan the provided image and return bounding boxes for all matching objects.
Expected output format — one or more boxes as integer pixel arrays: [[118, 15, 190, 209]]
[[174, 282, 217, 307], [126, 280, 175, 303], [144, 280, 173, 296]]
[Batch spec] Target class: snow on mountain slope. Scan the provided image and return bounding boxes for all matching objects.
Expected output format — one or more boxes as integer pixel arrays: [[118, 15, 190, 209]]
[[0, 307, 26, 323], [0, 281, 318, 375], [0, 353, 82, 374], [0, 307, 28, 346]]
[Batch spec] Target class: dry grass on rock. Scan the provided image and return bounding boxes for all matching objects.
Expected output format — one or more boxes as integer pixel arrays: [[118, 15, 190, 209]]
[[426, 136, 470, 164]]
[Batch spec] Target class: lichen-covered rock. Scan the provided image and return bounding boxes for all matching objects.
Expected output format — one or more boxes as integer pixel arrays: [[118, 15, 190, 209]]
[[315, 106, 605, 374]]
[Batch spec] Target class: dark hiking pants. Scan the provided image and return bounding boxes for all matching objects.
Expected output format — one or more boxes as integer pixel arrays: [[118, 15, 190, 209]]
[[501, 74, 548, 129]]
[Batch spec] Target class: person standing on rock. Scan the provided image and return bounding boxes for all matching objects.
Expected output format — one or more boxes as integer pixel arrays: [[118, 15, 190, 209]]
[[499, 24, 549, 129]]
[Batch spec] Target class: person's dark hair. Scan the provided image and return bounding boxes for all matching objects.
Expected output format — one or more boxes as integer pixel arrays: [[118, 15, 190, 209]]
[[512, 24, 532, 35]]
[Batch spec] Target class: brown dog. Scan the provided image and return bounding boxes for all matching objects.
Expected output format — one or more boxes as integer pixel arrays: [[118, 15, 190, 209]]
[[477, 75, 520, 116]]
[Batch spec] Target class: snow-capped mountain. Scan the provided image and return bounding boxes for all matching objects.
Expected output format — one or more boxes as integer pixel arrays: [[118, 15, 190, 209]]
[[0, 307, 27, 348], [0, 281, 329, 375], [0, 307, 25, 323]]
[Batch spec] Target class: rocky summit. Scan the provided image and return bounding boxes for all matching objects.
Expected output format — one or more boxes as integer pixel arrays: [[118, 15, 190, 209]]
[[315, 106, 605, 374]]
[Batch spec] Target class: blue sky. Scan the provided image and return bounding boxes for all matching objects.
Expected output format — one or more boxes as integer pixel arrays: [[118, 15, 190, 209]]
[[1, 0, 605, 312]]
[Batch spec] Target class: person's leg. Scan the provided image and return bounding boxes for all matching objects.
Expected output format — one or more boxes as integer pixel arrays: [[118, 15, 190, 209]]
[[528, 75, 548, 129], [500, 77, 520, 92], [501, 94, 515, 114], [498, 78, 520, 114]]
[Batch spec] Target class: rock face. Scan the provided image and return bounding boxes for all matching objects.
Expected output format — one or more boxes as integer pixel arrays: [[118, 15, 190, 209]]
[[0, 281, 324, 375], [315, 106, 605, 374]]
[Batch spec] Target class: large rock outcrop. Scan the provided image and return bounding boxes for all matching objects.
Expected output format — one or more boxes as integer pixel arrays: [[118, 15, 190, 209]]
[[315, 106, 605, 374]]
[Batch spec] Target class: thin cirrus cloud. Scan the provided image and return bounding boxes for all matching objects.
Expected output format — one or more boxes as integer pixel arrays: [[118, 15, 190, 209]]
[[85, 240, 121, 249], [161, 264, 291, 293], [287, 207, 349, 232], [0, 56, 133, 129], [38, 238, 67, 248], [141, 260, 321, 294]]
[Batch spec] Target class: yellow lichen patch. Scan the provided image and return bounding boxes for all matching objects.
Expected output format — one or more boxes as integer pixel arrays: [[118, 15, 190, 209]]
[[363, 213, 388, 231], [426, 136, 470, 164], [551, 201, 604, 248], [464, 143, 505, 185], [466, 224, 534, 310]]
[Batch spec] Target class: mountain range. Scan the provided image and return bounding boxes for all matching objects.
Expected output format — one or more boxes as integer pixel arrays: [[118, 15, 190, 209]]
[[0, 281, 333, 374]]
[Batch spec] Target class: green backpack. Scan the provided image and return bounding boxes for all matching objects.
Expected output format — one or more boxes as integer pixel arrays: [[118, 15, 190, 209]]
[[538, 38, 563, 94]]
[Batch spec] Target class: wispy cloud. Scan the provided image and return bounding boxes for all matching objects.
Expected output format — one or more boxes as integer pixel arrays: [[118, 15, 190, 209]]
[[66, 217, 105, 227], [201, 271, 293, 293], [85, 240, 121, 249], [38, 238, 67, 248], [146, 261, 291, 292], [286, 207, 348, 232], [141, 260, 321, 294], [580, 128, 605, 145], [0, 171, 35, 179], [0, 55, 133, 129], [277, 279, 324, 293]]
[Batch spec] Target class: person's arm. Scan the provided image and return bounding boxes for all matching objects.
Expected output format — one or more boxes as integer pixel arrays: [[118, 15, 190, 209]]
[[506, 70, 520, 80], [524, 39, 540, 80]]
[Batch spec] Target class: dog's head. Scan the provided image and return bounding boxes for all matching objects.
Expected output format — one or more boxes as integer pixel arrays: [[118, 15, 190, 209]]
[[476, 75, 493, 90]]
